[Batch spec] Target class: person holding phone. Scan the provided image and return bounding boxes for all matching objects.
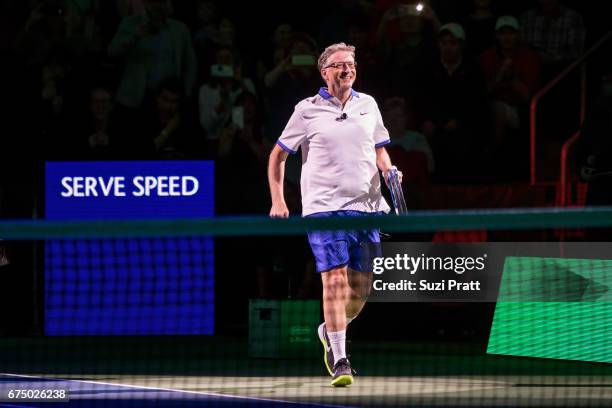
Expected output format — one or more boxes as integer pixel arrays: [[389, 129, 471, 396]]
[[18, 0, 73, 68], [268, 42, 402, 387], [218, 92, 268, 162], [198, 46, 256, 145], [218, 92, 270, 209], [264, 33, 321, 142], [134, 77, 194, 159]]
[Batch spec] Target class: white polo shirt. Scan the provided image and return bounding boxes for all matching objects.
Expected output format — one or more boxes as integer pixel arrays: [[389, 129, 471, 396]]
[[277, 87, 391, 216]]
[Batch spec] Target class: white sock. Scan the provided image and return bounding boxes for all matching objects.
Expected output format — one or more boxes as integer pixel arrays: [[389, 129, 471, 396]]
[[327, 329, 346, 365]]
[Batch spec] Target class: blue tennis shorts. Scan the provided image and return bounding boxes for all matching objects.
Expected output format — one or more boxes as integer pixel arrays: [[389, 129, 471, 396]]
[[305, 210, 383, 273]]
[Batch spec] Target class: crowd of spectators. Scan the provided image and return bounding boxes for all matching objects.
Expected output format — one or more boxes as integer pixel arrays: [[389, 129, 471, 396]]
[[1, 0, 590, 188], [0, 0, 595, 298]]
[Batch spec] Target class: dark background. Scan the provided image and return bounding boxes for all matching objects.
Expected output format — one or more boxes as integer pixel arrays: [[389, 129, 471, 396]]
[[0, 0, 610, 343]]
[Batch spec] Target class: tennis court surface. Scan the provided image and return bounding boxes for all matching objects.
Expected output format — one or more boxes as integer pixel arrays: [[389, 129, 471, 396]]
[[2, 336, 611, 407]]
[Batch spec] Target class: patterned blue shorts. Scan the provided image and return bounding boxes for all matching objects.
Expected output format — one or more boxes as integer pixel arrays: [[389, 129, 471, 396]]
[[305, 210, 382, 273]]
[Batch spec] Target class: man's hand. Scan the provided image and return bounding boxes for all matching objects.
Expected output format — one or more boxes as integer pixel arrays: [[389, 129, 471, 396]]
[[383, 167, 403, 187], [270, 201, 289, 218]]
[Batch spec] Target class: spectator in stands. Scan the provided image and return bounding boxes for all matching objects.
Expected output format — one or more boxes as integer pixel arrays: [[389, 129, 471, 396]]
[[421, 23, 492, 184], [68, 84, 120, 160], [271, 23, 294, 54], [263, 33, 320, 139], [579, 71, 612, 209], [520, 0, 585, 76], [39, 52, 72, 118], [17, 0, 75, 68], [212, 18, 237, 49], [131, 77, 197, 159], [575, 70, 612, 240], [217, 92, 270, 214], [346, 16, 381, 95], [481, 16, 540, 158], [63, 0, 103, 55], [383, 96, 434, 177], [84, 85, 114, 155], [193, 0, 218, 77], [376, 0, 440, 95], [376, 0, 441, 41], [116, 0, 147, 16], [215, 91, 286, 299], [34, 49, 88, 163], [108, 0, 196, 110], [521, 0, 585, 146], [256, 23, 293, 87], [193, 0, 217, 43], [198, 46, 257, 144], [382, 95, 433, 210], [463, 0, 497, 58], [317, 0, 372, 47]]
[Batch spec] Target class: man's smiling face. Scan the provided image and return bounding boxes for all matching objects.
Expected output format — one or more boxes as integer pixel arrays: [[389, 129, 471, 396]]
[[321, 50, 357, 92]]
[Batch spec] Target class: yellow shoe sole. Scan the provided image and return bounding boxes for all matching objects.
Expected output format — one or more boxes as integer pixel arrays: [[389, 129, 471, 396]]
[[331, 374, 353, 387]]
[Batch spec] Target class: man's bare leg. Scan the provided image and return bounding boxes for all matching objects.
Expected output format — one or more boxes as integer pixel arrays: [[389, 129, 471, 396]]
[[321, 266, 349, 331], [320, 265, 354, 385], [346, 268, 373, 321]]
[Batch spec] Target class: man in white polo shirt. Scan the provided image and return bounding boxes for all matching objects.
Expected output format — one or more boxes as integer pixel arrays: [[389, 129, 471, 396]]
[[268, 42, 401, 387]]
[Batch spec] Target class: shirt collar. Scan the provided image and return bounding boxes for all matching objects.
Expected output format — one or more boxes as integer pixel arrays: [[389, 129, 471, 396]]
[[318, 87, 360, 100]]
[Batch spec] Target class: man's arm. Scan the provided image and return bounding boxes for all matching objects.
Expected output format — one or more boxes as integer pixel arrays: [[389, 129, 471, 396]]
[[376, 146, 402, 184], [376, 146, 393, 173], [268, 144, 290, 218]]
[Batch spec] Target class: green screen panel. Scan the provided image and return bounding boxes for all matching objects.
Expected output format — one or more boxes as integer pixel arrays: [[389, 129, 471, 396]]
[[487, 257, 612, 363]]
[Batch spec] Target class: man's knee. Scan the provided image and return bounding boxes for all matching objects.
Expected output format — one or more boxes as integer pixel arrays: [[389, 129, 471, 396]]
[[321, 267, 349, 291]]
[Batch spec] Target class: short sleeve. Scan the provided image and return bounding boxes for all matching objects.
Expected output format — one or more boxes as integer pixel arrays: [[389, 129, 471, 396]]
[[277, 105, 307, 155], [373, 101, 390, 148]]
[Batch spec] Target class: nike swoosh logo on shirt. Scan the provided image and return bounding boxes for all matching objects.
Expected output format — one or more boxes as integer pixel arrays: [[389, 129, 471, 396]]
[[360, 112, 369, 115]]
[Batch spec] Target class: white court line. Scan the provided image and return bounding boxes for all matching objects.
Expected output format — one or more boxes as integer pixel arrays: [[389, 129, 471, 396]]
[[0, 373, 350, 408]]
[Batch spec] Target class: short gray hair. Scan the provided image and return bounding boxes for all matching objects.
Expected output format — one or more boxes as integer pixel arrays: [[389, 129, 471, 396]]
[[317, 42, 356, 71]]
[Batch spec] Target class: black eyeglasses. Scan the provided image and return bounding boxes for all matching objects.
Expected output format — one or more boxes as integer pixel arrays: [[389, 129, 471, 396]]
[[324, 61, 357, 70]]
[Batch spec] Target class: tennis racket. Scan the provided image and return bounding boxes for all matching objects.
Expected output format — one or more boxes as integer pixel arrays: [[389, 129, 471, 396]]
[[386, 166, 408, 215]]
